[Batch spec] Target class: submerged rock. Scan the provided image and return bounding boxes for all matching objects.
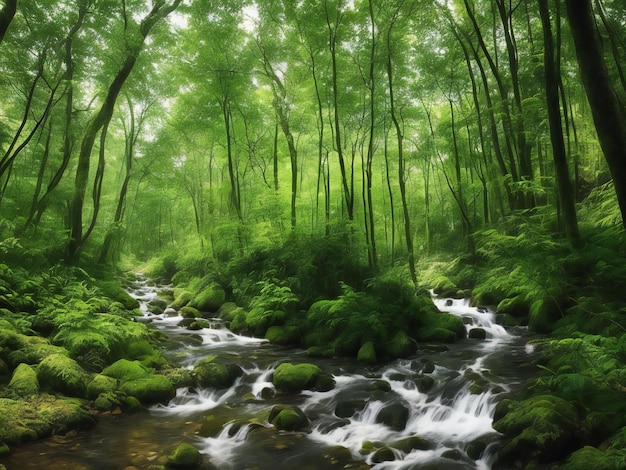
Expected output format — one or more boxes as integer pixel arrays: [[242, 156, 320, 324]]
[[376, 402, 410, 431], [193, 356, 243, 388], [335, 399, 367, 418]]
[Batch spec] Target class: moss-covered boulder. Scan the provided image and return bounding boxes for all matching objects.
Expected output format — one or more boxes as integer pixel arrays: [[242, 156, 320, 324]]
[[357, 341, 377, 363], [371, 446, 395, 463], [265, 325, 300, 346], [386, 331, 417, 358], [99, 281, 140, 310], [496, 294, 529, 318], [190, 283, 226, 313], [0, 395, 95, 447], [563, 446, 626, 470], [217, 302, 239, 321], [6, 335, 67, 367], [272, 362, 334, 393], [431, 276, 459, 298], [86, 374, 118, 399], [167, 442, 202, 469], [416, 375, 435, 393], [180, 306, 201, 319], [147, 298, 168, 315], [8, 363, 39, 396], [119, 375, 175, 404], [335, 399, 366, 418], [415, 327, 457, 343], [269, 404, 310, 432], [390, 436, 433, 453], [37, 353, 88, 397], [246, 308, 285, 336], [170, 291, 193, 310], [376, 402, 410, 431], [193, 356, 243, 388], [493, 394, 581, 464], [102, 359, 151, 381]]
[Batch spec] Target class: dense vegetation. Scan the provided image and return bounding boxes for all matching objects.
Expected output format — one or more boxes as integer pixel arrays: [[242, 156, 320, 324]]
[[1, 0, 626, 468]]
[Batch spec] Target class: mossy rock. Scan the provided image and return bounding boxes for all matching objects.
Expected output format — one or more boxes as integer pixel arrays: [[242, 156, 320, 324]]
[[369, 379, 392, 393], [471, 286, 507, 307], [246, 308, 285, 336], [422, 311, 466, 339], [265, 325, 300, 346], [496, 295, 529, 318], [217, 302, 239, 321], [415, 327, 457, 343], [269, 404, 310, 432], [147, 298, 168, 315], [190, 284, 226, 313], [0, 395, 95, 446], [126, 340, 159, 361], [180, 306, 201, 319], [376, 402, 410, 431], [86, 374, 118, 399], [416, 375, 435, 393], [102, 359, 150, 381], [198, 414, 230, 438], [119, 375, 174, 404], [390, 436, 433, 453], [431, 276, 458, 298], [302, 327, 334, 349], [8, 363, 39, 396], [167, 442, 202, 469], [170, 291, 193, 310], [160, 367, 195, 389], [229, 310, 249, 333], [335, 399, 366, 418], [371, 446, 395, 463], [468, 328, 487, 339], [98, 281, 140, 310], [386, 331, 417, 359], [273, 362, 333, 393], [357, 341, 377, 364], [188, 320, 212, 330], [93, 391, 121, 411], [7, 335, 67, 367], [193, 357, 243, 388], [37, 353, 88, 397], [493, 394, 581, 464], [563, 446, 626, 470]]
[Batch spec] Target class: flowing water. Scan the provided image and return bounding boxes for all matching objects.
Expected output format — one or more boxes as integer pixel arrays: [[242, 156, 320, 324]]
[[1, 277, 536, 469]]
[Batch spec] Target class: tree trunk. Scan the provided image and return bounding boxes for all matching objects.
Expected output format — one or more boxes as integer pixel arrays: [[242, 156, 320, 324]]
[[566, 0, 626, 230], [0, 0, 17, 43]]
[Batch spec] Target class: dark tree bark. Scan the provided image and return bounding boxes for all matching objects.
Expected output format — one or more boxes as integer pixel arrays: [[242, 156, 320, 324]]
[[539, 0, 581, 248], [566, 0, 626, 230], [0, 0, 17, 43]]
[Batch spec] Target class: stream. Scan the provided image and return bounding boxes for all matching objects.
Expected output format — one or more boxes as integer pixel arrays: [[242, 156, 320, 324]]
[[2, 276, 536, 469]]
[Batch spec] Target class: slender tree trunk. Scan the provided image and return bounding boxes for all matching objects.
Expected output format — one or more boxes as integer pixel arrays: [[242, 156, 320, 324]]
[[566, 0, 626, 230], [67, 0, 181, 263], [365, 0, 377, 269], [386, 19, 416, 285]]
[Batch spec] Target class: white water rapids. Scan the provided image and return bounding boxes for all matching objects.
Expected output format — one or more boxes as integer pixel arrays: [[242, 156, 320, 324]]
[[130, 277, 532, 470]]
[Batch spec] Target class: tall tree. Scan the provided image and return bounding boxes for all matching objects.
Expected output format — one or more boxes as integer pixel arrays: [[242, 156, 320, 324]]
[[566, 0, 626, 230], [68, 0, 182, 262], [538, 0, 581, 247], [0, 0, 17, 43]]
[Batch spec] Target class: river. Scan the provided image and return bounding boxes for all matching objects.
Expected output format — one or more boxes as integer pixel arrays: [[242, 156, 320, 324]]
[[2, 276, 536, 469]]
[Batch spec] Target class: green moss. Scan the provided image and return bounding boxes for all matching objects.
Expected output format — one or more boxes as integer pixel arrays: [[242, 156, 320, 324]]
[[415, 327, 457, 343], [357, 341, 377, 363], [386, 331, 417, 358], [217, 302, 239, 321], [167, 442, 202, 469], [269, 405, 309, 432], [6, 335, 67, 367], [229, 310, 248, 333], [180, 306, 201, 319], [102, 359, 150, 381], [86, 374, 118, 399], [496, 294, 530, 317], [563, 446, 626, 470], [0, 395, 95, 446], [98, 281, 140, 310], [8, 363, 39, 396], [193, 357, 242, 388], [93, 392, 120, 411], [190, 283, 226, 312], [119, 375, 174, 404], [265, 325, 300, 345], [431, 276, 458, 297], [272, 362, 323, 393], [36, 353, 88, 397], [170, 291, 193, 310], [493, 395, 580, 464]]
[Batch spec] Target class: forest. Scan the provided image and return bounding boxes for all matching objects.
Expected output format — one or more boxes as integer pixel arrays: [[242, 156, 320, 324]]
[[1, 0, 626, 468]]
